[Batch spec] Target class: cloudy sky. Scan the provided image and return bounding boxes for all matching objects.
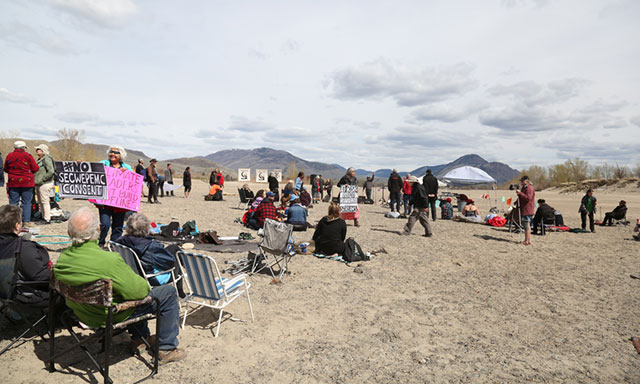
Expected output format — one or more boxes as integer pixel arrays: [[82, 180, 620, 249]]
[[1, 0, 638, 171]]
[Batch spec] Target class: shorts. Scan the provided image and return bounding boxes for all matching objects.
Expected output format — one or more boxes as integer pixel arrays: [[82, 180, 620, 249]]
[[521, 215, 532, 230], [184, 185, 192, 193]]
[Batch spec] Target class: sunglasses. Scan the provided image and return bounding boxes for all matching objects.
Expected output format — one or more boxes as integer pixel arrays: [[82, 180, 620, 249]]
[[109, 150, 121, 155]]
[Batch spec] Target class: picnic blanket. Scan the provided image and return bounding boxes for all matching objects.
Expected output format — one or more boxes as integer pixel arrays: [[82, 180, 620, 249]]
[[312, 252, 348, 264]]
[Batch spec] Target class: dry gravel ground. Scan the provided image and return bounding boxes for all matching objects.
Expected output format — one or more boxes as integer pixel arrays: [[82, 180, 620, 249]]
[[1, 180, 639, 383]]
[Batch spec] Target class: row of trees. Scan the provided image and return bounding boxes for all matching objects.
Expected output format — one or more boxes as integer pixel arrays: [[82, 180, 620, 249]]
[[0, 128, 101, 161], [516, 158, 640, 190]]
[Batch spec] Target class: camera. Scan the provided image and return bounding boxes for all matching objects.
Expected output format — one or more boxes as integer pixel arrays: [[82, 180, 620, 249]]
[[509, 184, 520, 191]]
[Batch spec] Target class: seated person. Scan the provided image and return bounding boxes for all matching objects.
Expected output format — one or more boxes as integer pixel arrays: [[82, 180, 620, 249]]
[[116, 213, 183, 294], [286, 195, 313, 231], [463, 199, 480, 217], [250, 190, 265, 210], [54, 207, 186, 363], [440, 198, 453, 220], [281, 182, 294, 200], [602, 200, 627, 226], [532, 199, 556, 234], [0, 205, 50, 304], [299, 186, 312, 207], [280, 189, 299, 208], [457, 194, 469, 212], [241, 184, 254, 199], [249, 191, 280, 230], [312, 202, 347, 256], [207, 184, 223, 200]]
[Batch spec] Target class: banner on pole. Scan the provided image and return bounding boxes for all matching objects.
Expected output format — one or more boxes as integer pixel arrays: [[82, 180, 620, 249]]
[[339, 185, 358, 213], [238, 169, 250, 182], [89, 167, 143, 211], [55, 161, 108, 199], [256, 169, 268, 183]]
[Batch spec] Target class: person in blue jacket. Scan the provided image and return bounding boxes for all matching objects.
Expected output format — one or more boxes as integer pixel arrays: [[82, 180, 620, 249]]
[[96, 145, 133, 247]]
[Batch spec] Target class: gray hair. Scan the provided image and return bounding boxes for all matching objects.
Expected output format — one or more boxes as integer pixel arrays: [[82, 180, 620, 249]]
[[347, 167, 355, 174], [393, 168, 398, 173], [68, 207, 100, 245], [125, 213, 150, 237], [106, 145, 127, 161]]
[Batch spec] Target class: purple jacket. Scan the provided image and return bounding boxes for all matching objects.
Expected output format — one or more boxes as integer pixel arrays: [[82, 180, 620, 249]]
[[517, 184, 536, 216]]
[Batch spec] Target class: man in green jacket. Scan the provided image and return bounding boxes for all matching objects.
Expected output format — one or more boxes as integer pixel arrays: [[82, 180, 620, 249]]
[[54, 207, 186, 363], [34, 144, 55, 224]]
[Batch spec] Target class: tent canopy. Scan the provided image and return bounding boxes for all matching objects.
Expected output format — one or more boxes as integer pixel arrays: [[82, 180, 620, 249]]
[[442, 166, 496, 185]]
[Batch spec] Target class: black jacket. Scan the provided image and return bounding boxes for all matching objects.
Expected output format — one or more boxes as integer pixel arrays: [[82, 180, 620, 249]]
[[533, 203, 556, 223], [608, 205, 627, 220], [0, 153, 4, 187], [0, 233, 50, 303], [268, 175, 279, 192], [422, 174, 439, 196], [410, 183, 429, 209], [337, 174, 357, 187], [387, 172, 403, 193], [312, 217, 347, 255]]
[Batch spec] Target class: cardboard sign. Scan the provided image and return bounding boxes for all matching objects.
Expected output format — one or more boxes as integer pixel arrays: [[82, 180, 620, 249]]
[[55, 161, 108, 199], [256, 169, 268, 183], [238, 168, 250, 182], [90, 167, 144, 211], [340, 185, 358, 213], [272, 169, 282, 182]]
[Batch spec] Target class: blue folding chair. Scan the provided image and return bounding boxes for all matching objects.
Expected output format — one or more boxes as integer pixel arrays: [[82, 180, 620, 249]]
[[178, 251, 254, 337]]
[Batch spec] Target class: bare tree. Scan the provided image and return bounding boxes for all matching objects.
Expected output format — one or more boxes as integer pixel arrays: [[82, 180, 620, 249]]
[[0, 129, 20, 156], [613, 163, 630, 179], [634, 164, 640, 178], [286, 160, 297, 180]]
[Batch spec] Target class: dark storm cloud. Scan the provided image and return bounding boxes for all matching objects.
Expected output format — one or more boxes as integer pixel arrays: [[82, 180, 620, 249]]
[[328, 60, 478, 107]]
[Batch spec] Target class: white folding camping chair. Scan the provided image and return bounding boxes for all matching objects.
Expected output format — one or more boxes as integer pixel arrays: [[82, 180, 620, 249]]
[[251, 219, 294, 280], [178, 251, 254, 337]]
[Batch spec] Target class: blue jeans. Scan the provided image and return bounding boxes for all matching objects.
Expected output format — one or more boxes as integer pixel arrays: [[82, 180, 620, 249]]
[[98, 207, 126, 246], [402, 194, 412, 215], [389, 191, 402, 212], [128, 285, 180, 350], [9, 187, 34, 222]]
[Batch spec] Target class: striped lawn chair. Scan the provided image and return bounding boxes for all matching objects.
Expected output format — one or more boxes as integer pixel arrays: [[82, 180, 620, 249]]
[[178, 251, 254, 337]]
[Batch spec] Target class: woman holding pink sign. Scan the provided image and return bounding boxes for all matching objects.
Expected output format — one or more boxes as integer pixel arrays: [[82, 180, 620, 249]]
[[96, 145, 133, 248]]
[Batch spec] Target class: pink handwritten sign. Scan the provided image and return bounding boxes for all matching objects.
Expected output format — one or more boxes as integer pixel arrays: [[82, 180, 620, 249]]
[[89, 167, 143, 211]]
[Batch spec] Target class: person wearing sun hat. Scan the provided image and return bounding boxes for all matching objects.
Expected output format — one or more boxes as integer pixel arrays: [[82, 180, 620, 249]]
[[5, 140, 39, 223], [33, 144, 55, 223]]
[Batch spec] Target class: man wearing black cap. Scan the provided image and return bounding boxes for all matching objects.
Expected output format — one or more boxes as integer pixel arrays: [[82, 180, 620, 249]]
[[146, 159, 159, 204], [532, 199, 555, 235]]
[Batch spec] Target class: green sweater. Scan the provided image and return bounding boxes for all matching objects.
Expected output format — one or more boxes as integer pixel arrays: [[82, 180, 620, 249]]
[[54, 240, 150, 327]]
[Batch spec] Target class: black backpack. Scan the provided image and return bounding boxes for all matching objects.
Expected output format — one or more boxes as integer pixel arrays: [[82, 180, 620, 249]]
[[343, 238, 367, 262]]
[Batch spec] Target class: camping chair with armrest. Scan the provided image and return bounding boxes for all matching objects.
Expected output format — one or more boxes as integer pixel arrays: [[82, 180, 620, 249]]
[[177, 251, 253, 337], [46, 276, 160, 384], [252, 219, 294, 280], [237, 188, 255, 210], [0, 237, 49, 356], [108, 241, 181, 291]]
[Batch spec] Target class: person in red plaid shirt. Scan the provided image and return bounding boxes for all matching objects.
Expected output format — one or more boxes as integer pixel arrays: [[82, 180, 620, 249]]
[[249, 191, 280, 229]]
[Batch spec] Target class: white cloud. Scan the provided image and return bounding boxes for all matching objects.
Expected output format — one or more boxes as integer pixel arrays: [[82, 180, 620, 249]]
[[0, 22, 78, 55], [0, 88, 34, 104], [327, 60, 478, 107], [46, 0, 137, 28], [56, 112, 152, 127]]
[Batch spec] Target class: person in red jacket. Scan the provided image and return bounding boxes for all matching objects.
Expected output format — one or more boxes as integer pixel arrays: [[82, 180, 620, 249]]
[[515, 175, 535, 246], [5, 141, 39, 223]]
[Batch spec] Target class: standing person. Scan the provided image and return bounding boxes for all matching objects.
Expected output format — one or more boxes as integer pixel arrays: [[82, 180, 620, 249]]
[[402, 176, 432, 237], [183, 167, 191, 199], [318, 175, 325, 201], [402, 174, 413, 215], [135, 159, 146, 197], [216, 169, 224, 188], [579, 189, 597, 233], [337, 167, 360, 227], [363, 173, 375, 201], [34, 144, 55, 224], [324, 178, 333, 199], [96, 145, 133, 247], [164, 163, 174, 196], [146, 159, 159, 204], [5, 141, 39, 223], [387, 169, 403, 213], [294, 171, 304, 191], [268, 172, 279, 202], [158, 174, 165, 198], [515, 175, 535, 245], [209, 168, 218, 186], [0, 152, 4, 188], [422, 170, 439, 221]]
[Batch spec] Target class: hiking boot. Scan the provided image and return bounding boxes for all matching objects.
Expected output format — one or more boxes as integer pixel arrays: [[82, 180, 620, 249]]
[[423, 233, 433, 237], [159, 348, 186, 364], [130, 335, 156, 355]]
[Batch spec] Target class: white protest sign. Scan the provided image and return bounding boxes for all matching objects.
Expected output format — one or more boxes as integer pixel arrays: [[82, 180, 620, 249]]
[[256, 169, 268, 183], [238, 168, 250, 182], [340, 185, 358, 213], [272, 169, 282, 182]]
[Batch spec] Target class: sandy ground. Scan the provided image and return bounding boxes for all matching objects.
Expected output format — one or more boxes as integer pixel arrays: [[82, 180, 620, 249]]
[[1, 180, 639, 383]]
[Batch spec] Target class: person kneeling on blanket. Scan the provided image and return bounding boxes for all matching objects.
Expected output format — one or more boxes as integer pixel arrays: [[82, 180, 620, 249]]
[[312, 202, 347, 256]]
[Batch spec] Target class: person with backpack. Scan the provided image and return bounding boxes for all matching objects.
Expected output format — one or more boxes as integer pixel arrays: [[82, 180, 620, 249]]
[[312, 202, 347, 255], [422, 169, 439, 221], [579, 189, 597, 233], [33, 144, 55, 224], [387, 169, 403, 213], [402, 175, 432, 237]]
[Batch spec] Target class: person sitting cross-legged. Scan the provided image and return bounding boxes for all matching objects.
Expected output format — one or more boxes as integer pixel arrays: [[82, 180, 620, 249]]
[[248, 191, 280, 230], [312, 202, 347, 256], [53, 207, 186, 363]]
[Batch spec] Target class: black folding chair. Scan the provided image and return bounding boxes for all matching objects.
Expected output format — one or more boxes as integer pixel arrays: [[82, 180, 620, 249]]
[[0, 237, 49, 356], [237, 188, 254, 209], [47, 277, 160, 384]]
